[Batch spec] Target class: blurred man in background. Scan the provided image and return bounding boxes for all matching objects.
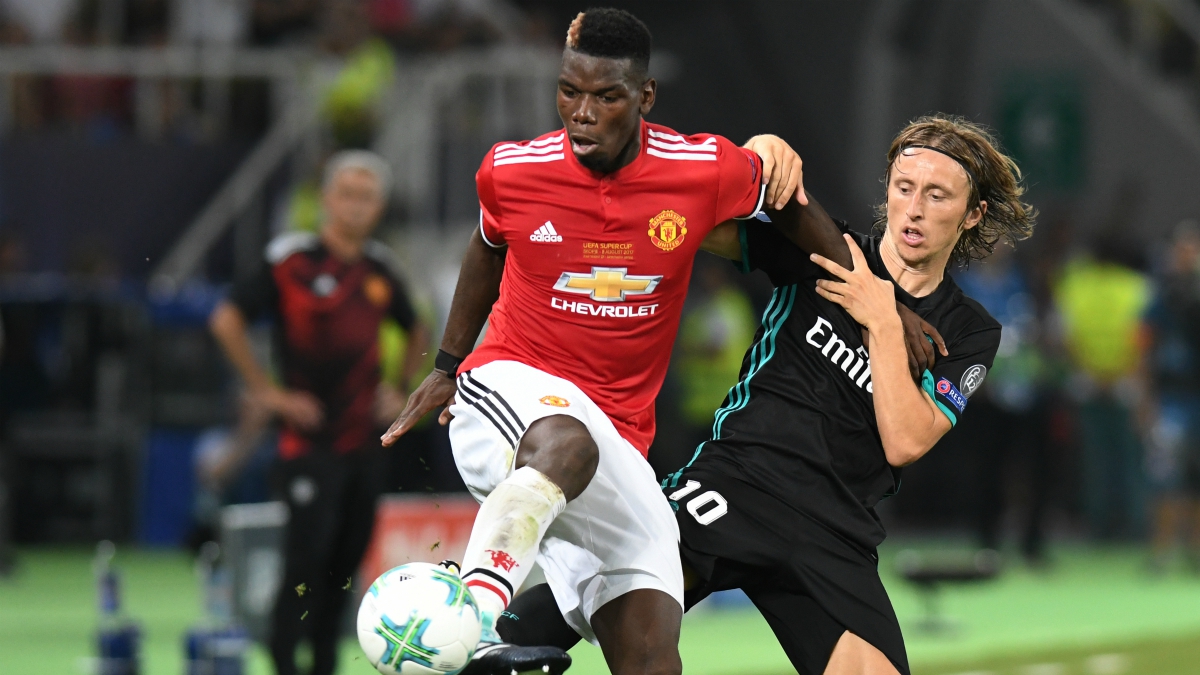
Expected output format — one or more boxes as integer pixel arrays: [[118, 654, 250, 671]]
[[1056, 232, 1151, 540], [957, 245, 1052, 563], [667, 260, 757, 472], [1140, 221, 1200, 572], [209, 150, 428, 675]]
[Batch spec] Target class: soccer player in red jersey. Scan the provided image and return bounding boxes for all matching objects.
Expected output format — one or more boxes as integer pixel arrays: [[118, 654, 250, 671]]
[[381, 8, 806, 675]]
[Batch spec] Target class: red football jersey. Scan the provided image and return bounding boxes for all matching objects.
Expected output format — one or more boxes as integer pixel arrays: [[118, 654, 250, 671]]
[[461, 120, 765, 455]]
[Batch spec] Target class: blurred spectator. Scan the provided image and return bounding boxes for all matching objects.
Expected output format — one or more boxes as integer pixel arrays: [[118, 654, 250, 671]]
[[208, 150, 428, 675], [0, 0, 77, 43], [675, 260, 756, 452], [320, 0, 371, 53], [957, 245, 1052, 563], [319, 1, 395, 147], [48, 71, 133, 140], [1139, 220, 1200, 572], [367, 0, 414, 38], [1055, 231, 1151, 539]]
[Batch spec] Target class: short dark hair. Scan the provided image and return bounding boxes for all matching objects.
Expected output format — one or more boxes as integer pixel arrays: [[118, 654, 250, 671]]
[[565, 8, 652, 78]]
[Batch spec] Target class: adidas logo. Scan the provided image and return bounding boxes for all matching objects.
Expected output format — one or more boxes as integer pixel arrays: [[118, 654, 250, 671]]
[[530, 221, 563, 243]]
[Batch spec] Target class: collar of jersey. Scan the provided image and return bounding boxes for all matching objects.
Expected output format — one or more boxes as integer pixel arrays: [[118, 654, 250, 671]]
[[870, 237, 955, 312], [563, 118, 650, 183]]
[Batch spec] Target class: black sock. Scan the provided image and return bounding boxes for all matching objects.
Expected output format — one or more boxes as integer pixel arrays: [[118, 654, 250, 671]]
[[496, 583, 584, 652]]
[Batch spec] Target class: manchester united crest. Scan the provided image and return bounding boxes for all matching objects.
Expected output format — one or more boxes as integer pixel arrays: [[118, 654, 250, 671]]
[[648, 210, 687, 252], [363, 274, 392, 308]]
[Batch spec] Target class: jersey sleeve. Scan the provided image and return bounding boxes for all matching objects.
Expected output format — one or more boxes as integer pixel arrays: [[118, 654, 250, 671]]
[[227, 256, 278, 320], [476, 149, 505, 248], [919, 323, 1001, 427], [715, 137, 766, 222], [736, 216, 865, 286]]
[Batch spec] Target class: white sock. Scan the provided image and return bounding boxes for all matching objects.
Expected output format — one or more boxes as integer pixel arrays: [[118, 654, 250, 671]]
[[461, 467, 566, 637]]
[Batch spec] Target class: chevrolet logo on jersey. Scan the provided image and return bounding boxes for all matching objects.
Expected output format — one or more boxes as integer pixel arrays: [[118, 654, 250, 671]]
[[554, 267, 662, 302]]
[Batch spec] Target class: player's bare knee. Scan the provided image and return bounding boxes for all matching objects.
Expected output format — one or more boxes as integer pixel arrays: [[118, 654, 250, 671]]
[[516, 415, 599, 501], [646, 651, 683, 675]]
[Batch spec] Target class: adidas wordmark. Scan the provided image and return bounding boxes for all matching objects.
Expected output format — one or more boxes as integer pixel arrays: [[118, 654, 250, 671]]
[[530, 221, 563, 243]]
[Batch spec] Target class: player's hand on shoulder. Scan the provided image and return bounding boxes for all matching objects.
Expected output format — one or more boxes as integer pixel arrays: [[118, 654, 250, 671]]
[[811, 234, 899, 333], [382, 369, 458, 446], [742, 134, 808, 209]]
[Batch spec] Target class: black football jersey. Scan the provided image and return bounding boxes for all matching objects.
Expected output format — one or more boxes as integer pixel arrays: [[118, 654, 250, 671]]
[[665, 218, 1001, 551]]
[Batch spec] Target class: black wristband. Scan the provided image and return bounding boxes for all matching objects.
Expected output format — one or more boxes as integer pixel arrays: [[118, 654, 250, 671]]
[[435, 349, 465, 377]]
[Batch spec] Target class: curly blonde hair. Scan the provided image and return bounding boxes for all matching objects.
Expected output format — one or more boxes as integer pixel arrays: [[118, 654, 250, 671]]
[[874, 115, 1037, 267]]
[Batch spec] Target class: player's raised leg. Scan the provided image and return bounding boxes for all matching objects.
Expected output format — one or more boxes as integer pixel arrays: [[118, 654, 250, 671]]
[[460, 416, 595, 637], [445, 359, 686, 674]]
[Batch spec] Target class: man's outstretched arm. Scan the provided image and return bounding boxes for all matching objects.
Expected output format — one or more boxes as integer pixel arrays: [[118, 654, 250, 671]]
[[701, 194, 948, 378], [382, 227, 505, 445], [767, 193, 851, 269]]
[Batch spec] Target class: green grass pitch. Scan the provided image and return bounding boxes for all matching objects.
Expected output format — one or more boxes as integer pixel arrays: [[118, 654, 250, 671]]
[[2, 543, 1199, 674]]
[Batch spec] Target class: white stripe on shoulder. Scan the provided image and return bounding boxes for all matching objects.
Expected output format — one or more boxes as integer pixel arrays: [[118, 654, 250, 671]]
[[647, 148, 717, 162], [494, 153, 565, 167], [647, 129, 687, 143], [647, 138, 717, 153], [265, 232, 319, 264], [494, 143, 564, 160], [479, 210, 504, 248], [733, 183, 768, 221], [494, 134, 565, 154]]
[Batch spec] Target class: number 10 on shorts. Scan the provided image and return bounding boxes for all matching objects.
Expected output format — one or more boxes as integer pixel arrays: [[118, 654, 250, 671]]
[[669, 480, 728, 525]]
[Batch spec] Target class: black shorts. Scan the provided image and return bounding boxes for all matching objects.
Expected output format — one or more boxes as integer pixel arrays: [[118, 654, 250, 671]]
[[671, 462, 909, 675]]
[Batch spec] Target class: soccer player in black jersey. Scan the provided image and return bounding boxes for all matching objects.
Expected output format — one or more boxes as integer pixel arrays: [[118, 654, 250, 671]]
[[493, 115, 1036, 675]]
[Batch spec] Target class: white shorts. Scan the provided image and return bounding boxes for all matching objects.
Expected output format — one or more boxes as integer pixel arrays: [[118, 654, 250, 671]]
[[448, 360, 683, 644]]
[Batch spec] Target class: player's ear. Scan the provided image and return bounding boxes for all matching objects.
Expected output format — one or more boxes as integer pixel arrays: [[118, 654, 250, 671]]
[[639, 77, 656, 115], [963, 200, 987, 231]]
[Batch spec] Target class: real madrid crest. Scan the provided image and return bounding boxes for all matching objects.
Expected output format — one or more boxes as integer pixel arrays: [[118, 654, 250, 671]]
[[648, 210, 687, 252]]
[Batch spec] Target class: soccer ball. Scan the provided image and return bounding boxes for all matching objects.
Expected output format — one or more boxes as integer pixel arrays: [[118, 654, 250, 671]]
[[357, 563, 482, 675]]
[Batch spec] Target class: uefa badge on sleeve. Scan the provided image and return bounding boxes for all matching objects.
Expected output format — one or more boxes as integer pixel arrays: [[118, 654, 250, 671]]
[[936, 378, 968, 413]]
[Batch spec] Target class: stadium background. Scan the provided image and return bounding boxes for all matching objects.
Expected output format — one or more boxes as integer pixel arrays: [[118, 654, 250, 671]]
[[3, 0, 1200, 674]]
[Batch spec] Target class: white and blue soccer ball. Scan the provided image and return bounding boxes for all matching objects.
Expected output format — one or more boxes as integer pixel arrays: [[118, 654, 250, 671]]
[[357, 563, 482, 675]]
